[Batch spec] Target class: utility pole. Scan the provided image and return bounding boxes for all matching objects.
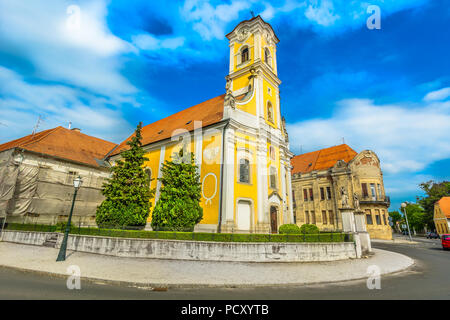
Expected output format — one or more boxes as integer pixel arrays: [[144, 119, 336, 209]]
[[401, 202, 413, 242]]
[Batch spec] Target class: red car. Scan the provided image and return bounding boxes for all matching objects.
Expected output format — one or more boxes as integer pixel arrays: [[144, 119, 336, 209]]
[[442, 234, 450, 250]]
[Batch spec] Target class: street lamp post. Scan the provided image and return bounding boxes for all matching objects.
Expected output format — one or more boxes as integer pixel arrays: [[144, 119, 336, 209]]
[[401, 202, 413, 242], [56, 175, 82, 262]]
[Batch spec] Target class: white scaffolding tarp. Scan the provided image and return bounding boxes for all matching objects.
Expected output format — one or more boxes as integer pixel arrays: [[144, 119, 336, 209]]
[[0, 159, 105, 218]]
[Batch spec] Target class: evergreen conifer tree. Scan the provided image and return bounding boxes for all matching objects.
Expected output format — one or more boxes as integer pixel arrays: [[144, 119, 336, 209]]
[[151, 148, 203, 231], [96, 122, 154, 227]]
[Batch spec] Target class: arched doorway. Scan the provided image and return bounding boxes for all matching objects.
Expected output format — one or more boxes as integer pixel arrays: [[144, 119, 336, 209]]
[[270, 206, 278, 234]]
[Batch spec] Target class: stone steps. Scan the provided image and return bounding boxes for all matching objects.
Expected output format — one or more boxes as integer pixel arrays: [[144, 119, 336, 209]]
[[43, 234, 58, 248]]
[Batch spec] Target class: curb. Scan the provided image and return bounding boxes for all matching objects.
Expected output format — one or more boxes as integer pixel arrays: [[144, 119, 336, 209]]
[[0, 250, 415, 290]]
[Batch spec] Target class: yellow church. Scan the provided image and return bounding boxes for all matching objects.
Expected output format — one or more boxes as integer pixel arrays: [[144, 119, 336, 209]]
[[108, 16, 294, 233]]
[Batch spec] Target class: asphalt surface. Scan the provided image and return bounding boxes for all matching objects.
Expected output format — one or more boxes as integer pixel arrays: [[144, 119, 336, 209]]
[[0, 237, 448, 300]]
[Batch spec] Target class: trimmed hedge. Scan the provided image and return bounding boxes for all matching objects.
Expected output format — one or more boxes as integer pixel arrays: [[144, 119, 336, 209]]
[[300, 224, 320, 234], [4, 223, 350, 243], [279, 224, 301, 234]]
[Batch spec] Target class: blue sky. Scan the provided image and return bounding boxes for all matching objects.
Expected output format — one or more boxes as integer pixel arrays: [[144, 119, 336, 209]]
[[0, 0, 449, 211]]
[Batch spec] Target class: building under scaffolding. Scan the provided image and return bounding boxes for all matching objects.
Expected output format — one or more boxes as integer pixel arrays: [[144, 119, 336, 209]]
[[0, 126, 117, 226]]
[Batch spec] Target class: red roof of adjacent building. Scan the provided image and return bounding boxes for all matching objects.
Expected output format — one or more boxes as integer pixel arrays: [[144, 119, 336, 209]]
[[111, 94, 225, 156], [291, 144, 358, 174], [0, 126, 117, 167], [437, 197, 450, 219]]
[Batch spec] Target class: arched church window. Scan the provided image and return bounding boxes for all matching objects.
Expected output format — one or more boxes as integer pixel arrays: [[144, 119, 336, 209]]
[[239, 158, 250, 183], [241, 47, 249, 63], [267, 101, 274, 123], [270, 166, 277, 189], [269, 146, 275, 161]]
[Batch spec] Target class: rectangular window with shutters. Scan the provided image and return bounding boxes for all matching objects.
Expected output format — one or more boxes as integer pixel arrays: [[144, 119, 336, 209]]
[[311, 211, 316, 224], [366, 209, 373, 225], [329, 210, 334, 225], [303, 189, 308, 201], [376, 215, 381, 225], [375, 209, 381, 225], [320, 187, 325, 200], [322, 210, 327, 224], [326, 187, 332, 200], [309, 188, 314, 201], [362, 183, 368, 197], [292, 190, 296, 209], [370, 183, 376, 200]]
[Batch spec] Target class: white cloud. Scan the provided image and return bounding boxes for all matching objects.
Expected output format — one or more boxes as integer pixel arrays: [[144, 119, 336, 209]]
[[287, 98, 450, 175], [424, 87, 450, 102], [181, 0, 252, 40], [132, 34, 185, 50], [0, 66, 132, 143], [0, 0, 136, 96], [304, 0, 340, 27]]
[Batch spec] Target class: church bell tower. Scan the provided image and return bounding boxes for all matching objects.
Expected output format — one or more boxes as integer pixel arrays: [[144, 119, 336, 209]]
[[220, 16, 294, 234]]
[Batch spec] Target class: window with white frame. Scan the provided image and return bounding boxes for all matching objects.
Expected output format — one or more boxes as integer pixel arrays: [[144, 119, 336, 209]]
[[269, 146, 275, 161], [269, 166, 277, 189], [239, 158, 250, 183], [240, 46, 249, 64]]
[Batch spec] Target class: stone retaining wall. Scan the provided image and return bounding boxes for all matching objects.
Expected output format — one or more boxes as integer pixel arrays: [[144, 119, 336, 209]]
[[1, 230, 358, 262], [1, 230, 56, 246]]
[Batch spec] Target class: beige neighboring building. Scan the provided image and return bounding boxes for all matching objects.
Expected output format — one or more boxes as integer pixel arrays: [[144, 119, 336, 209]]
[[290, 144, 392, 240], [434, 197, 450, 235], [0, 126, 116, 226]]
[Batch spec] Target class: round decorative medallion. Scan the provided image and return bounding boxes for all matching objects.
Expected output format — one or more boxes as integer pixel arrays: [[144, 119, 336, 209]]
[[237, 26, 250, 42], [202, 173, 218, 205]]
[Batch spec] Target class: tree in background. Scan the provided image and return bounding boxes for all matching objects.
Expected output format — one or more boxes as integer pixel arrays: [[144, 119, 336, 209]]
[[96, 122, 154, 227], [389, 211, 403, 232], [417, 180, 450, 230], [403, 204, 426, 233], [151, 148, 203, 231]]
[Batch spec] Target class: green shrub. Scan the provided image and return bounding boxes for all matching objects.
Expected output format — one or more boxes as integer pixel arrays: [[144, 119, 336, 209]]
[[299, 224, 320, 234], [5, 223, 348, 243], [279, 224, 301, 234], [55, 221, 76, 231]]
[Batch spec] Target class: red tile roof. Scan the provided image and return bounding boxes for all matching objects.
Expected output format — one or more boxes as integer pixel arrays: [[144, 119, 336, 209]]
[[438, 197, 450, 219], [0, 126, 117, 167], [111, 94, 225, 156], [291, 144, 358, 174]]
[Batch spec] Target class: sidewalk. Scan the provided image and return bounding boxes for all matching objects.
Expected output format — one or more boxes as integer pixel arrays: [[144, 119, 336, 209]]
[[371, 238, 419, 244], [0, 242, 414, 288]]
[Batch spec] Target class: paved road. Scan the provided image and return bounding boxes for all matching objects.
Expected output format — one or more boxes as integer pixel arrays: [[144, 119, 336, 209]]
[[0, 239, 448, 300]]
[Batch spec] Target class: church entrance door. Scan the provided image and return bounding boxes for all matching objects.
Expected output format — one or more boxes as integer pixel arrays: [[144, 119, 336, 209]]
[[270, 206, 278, 234]]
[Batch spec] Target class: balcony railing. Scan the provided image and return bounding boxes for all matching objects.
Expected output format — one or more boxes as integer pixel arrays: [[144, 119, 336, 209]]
[[360, 195, 390, 205]]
